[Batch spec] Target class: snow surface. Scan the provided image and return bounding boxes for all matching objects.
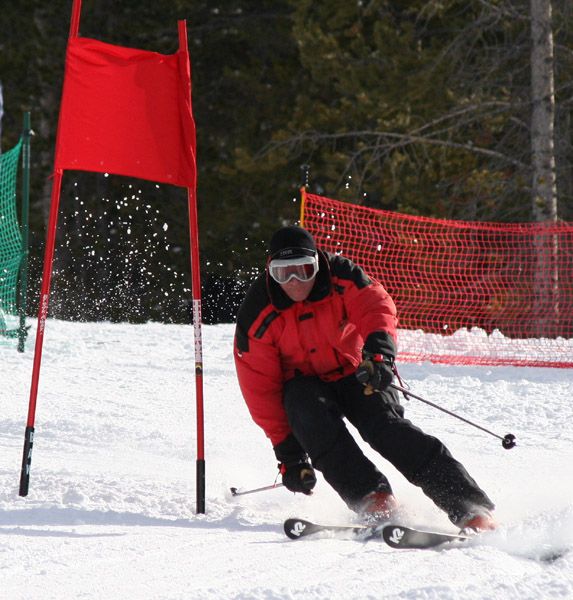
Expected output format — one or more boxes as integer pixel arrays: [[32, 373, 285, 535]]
[[1, 320, 572, 599]]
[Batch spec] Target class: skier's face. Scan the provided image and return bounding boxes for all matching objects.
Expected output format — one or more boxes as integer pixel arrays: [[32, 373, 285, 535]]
[[280, 277, 315, 302]]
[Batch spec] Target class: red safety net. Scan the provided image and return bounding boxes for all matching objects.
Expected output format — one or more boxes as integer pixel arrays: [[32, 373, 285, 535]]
[[302, 192, 573, 368]]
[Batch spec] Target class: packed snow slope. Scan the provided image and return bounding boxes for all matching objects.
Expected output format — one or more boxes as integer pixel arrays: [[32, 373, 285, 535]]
[[1, 320, 572, 599]]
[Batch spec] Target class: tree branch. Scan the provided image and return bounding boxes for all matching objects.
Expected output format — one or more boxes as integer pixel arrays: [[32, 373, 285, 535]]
[[260, 130, 527, 168]]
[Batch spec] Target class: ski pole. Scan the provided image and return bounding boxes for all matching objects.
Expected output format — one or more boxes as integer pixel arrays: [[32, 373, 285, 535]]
[[389, 382, 516, 450], [230, 482, 284, 497]]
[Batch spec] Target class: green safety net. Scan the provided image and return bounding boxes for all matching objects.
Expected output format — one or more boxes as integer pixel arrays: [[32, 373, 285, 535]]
[[0, 138, 23, 338]]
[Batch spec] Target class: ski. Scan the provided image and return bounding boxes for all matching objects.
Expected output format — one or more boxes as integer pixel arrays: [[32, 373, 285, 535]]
[[284, 518, 374, 540], [283, 518, 469, 549], [381, 524, 469, 549]]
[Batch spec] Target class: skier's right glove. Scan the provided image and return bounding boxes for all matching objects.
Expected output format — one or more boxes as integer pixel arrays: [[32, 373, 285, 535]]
[[273, 433, 316, 495], [280, 460, 317, 495]]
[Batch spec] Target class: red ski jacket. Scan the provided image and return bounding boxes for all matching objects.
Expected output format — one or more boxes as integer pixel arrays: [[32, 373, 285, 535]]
[[234, 251, 398, 447]]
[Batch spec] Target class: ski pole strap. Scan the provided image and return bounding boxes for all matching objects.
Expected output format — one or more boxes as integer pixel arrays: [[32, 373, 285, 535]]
[[392, 363, 409, 395]]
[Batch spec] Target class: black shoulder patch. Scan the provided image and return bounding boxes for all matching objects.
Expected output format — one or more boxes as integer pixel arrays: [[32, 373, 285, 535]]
[[235, 276, 272, 353], [327, 253, 371, 289], [254, 310, 280, 338]]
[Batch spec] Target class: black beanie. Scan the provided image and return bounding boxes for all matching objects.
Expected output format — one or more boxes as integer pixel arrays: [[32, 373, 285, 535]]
[[269, 226, 317, 260]]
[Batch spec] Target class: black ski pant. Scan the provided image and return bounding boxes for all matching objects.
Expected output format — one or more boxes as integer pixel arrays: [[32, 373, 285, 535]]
[[283, 374, 494, 525]]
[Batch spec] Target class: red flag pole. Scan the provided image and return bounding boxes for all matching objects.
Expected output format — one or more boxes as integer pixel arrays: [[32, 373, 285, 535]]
[[188, 186, 205, 514], [178, 20, 206, 514], [69, 0, 82, 37], [19, 0, 82, 496], [19, 171, 64, 495]]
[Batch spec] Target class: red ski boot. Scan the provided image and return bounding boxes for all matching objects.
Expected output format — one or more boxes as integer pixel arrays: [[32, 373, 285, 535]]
[[460, 509, 497, 534], [359, 491, 399, 524]]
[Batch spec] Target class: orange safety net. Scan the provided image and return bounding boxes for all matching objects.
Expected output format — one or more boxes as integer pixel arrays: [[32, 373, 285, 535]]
[[302, 192, 573, 368]]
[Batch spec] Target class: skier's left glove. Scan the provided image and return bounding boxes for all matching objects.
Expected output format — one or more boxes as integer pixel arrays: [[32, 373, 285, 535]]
[[273, 434, 316, 495], [356, 331, 396, 394], [356, 352, 394, 393]]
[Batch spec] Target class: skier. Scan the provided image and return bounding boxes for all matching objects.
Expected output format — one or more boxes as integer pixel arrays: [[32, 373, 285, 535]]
[[234, 225, 496, 532]]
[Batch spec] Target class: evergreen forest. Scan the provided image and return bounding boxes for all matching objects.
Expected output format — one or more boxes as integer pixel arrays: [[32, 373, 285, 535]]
[[1, 0, 572, 324]]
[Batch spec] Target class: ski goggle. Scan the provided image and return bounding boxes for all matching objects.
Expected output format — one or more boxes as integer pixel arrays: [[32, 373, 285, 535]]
[[268, 255, 319, 284]]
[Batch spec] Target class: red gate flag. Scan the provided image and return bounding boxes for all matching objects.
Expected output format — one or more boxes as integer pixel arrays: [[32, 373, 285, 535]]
[[21, 9, 206, 513], [54, 35, 196, 187]]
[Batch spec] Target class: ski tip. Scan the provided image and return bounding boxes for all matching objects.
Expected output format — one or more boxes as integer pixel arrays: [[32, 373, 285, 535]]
[[382, 524, 469, 549], [284, 518, 314, 540]]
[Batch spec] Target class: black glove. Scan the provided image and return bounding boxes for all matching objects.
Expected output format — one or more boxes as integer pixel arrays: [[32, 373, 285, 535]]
[[274, 434, 316, 495], [280, 460, 317, 495], [356, 352, 394, 392], [356, 331, 396, 393]]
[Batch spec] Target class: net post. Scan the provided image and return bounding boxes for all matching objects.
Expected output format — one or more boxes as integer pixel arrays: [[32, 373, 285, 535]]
[[17, 111, 31, 352], [299, 186, 307, 227]]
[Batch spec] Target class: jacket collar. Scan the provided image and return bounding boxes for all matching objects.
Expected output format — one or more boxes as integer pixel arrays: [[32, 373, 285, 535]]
[[267, 250, 331, 310]]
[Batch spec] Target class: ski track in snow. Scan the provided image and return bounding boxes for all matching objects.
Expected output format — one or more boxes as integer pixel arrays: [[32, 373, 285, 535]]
[[1, 320, 572, 599]]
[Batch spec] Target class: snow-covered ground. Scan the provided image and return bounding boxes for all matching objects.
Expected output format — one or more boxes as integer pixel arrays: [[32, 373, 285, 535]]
[[1, 320, 572, 599]]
